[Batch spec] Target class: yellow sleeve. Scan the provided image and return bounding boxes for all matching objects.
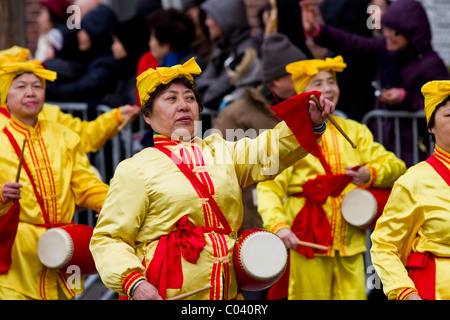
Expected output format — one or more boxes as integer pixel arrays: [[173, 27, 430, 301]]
[[64, 129, 109, 213], [223, 121, 318, 188], [370, 179, 423, 299], [43, 104, 123, 153], [256, 166, 294, 233], [89, 159, 148, 297]]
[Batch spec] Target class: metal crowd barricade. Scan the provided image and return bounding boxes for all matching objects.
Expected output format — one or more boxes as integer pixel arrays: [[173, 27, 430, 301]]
[[361, 109, 434, 165]]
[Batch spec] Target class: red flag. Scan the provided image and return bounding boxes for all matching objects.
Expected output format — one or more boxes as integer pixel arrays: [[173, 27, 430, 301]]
[[269, 91, 322, 158]]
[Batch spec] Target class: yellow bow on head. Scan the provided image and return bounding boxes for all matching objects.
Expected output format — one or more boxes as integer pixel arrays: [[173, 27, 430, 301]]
[[286, 55, 347, 94], [0, 60, 57, 104], [136, 57, 202, 107], [0, 46, 31, 66], [421, 80, 450, 124]]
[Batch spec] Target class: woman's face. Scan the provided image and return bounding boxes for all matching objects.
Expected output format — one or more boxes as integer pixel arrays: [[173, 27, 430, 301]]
[[383, 26, 409, 51], [144, 82, 200, 140], [77, 29, 92, 51], [431, 100, 450, 153], [7, 73, 45, 127], [205, 13, 222, 40], [149, 33, 170, 63], [303, 70, 340, 106], [37, 7, 53, 34], [111, 35, 127, 60]]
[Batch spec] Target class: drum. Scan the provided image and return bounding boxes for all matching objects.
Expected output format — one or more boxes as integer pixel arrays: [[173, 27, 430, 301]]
[[37, 224, 97, 275], [233, 228, 288, 291], [341, 188, 391, 229]]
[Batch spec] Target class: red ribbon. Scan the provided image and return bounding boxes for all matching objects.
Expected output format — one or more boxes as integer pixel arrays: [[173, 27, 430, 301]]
[[147, 215, 206, 300], [0, 201, 20, 274], [407, 251, 436, 300], [291, 174, 352, 259], [269, 91, 323, 158]]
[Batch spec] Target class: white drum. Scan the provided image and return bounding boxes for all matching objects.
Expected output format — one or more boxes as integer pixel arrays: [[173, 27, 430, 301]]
[[234, 229, 288, 291], [37, 224, 97, 275], [341, 188, 391, 229]]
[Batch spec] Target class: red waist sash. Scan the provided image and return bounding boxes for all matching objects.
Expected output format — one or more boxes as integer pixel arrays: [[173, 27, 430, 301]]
[[407, 251, 436, 300]]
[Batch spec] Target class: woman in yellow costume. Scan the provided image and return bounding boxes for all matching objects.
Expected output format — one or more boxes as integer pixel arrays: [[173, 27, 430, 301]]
[[0, 61, 109, 299], [256, 56, 407, 300], [0, 46, 140, 153], [89, 57, 335, 300], [370, 80, 450, 300]]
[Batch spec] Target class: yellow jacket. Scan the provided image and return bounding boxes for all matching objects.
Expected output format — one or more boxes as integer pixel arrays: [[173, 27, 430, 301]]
[[257, 117, 407, 256], [370, 146, 450, 300], [0, 103, 124, 153], [90, 121, 312, 299], [0, 117, 109, 299]]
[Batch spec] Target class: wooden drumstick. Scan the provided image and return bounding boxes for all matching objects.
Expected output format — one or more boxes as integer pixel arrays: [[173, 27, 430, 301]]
[[117, 116, 131, 131], [16, 139, 27, 182], [310, 95, 357, 149], [297, 240, 329, 251], [167, 284, 213, 300]]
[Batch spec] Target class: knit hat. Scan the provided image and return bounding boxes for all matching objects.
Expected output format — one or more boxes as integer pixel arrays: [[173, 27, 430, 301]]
[[41, 0, 71, 23], [286, 56, 347, 94], [261, 33, 307, 82], [81, 4, 118, 40], [421, 80, 450, 124]]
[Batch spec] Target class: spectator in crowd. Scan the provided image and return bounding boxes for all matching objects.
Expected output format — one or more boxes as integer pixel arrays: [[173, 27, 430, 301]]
[[34, 0, 71, 62], [195, 0, 258, 112], [183, 0, 213, 65], [45, 3, 120, 104], [300, 0, 450, 167], [0, 60, 109, 300], [146, 8, 199, 69], [318, 0, 377, 122], [257, 56, 406, 300], [101, 16, 150, 108], [213, 32, 307, 233]]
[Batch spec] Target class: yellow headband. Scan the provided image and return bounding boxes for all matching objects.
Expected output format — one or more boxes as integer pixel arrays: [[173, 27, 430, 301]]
[[286, 55, 347, 94], [0, 46, 30, 65], [0, 60, 57, 104], [136, 57, 202, 107], [421, 80, 450, 124]]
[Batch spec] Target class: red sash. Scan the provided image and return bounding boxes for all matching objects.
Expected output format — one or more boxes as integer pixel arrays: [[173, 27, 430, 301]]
[[146, 145, 232, 299], [426, 153, 450, 187], [0, 107, 11, 119], [407, 251, 436, 300]]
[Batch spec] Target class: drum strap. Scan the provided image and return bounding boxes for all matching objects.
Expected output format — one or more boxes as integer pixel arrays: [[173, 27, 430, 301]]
[[426, 153, 450, 187]]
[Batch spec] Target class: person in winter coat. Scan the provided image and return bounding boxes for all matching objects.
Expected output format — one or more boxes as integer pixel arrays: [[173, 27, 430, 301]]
[[45, 3, 120, 103], [301, 0, 450, 167], [195, 0, 259, 111]]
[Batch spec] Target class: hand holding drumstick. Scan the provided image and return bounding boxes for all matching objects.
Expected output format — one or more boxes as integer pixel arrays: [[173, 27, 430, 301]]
[[1, 139, 26, 203], [277, 228, 329, 251], [310, 95, 357, 149]]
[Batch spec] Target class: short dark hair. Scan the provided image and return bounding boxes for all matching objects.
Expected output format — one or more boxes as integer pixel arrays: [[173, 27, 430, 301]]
[[141, 77, 203, 119], [147, 8, 195, 52]]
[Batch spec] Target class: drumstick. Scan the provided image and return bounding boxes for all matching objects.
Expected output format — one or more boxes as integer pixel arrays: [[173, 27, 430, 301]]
[[117, 116, 131, 131], [167, 284, 213, 300], [297, 240, 329, 251], [310, 95, 357, 149], [16, 139, 27, 182]]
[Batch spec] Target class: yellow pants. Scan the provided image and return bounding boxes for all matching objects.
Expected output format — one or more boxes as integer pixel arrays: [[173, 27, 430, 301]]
[[288, 251, 366, 300]]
